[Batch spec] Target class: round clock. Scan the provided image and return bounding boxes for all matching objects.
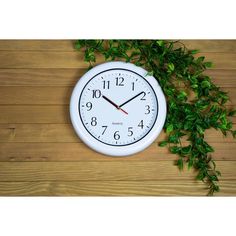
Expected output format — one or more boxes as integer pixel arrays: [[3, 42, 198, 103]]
[[70, 61, 166, 156]]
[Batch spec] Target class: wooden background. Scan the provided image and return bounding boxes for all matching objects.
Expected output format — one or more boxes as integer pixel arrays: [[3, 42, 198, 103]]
[[0, 40, 235, 196]]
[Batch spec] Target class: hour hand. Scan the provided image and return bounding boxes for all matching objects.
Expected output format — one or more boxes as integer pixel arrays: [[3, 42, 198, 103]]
[[102, 95, 128, 115], [119, 91, 144, 108]]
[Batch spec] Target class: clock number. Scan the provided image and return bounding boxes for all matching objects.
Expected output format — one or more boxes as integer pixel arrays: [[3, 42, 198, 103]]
[[128, 127, 133, 136], [102, 81, 110, 89], [138, 120, 144, 129], [145, 105, 150, 114], [116, 77, 124, 86], [86, 102, 92, 111], [140, 92, 146, 101], [114, 131, 120, 140], [91, 117, 97, 126], [92, 89, 101, 98], [132, 82, 135, 91], [102, 125, 108, 135]]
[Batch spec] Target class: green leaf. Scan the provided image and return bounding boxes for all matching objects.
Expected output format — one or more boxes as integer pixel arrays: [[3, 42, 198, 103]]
[[228, 110, 236, 117], [196, 171, 205, 181], [201, 80, 211, 88], [184, 122, 192, 131], [196, 125, 204, 135], [156, 40, 164, 47], [189, 49, 199, 55], [204, 61, 213, 68], [232, 130, 236, 138], [168, 133, 180, 143], [205, 144, 214, 153], [188, 156, 194, 169], [167, 63, 175, 72], [181, 145, 192, 154], [159, 141, 168, 147], [210, 175, 218, 181], [75, 41, 82, 50], [170, 146, 181, 154], [166, 124, 174, 134], [191, 84, 198, 89], [146, 71, 154, 76], [176, 158, 184, 170], [196, 56, 205, 64], [177, 91, 187, 101]]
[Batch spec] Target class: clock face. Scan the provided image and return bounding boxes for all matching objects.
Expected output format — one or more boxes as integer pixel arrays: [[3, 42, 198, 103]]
[[79, 68, 158, 146], [70, 61, 166, 156]]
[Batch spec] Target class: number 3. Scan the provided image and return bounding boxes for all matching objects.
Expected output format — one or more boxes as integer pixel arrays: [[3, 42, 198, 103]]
[[145, 105, 150, 114]]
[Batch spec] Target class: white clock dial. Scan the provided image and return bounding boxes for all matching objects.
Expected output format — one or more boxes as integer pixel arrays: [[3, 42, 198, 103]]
[[70, 61, 166, 156], [79, 69, 158, 146]]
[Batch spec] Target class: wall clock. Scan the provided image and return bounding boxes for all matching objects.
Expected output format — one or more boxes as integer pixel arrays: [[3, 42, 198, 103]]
[[70, 61, 167, 156]]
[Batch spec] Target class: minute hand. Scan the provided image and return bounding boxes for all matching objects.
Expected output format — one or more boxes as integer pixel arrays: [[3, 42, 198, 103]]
[[119, 91, 144, 108]]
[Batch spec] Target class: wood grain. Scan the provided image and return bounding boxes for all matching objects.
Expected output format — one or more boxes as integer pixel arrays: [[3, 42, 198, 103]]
[[0, 105, 70, 123], [180, 40, 236, 52], [0, 68, 84, 86], [0, 40, 235, 196], [207, 69, 236, 88], [0, 161, 235, 181], [0, 86, 73, 105], [0, 51, 102, 68], [0, 51, 235, 69], [0, 180, 235, 196], [0, 68, 235, 87], [0, 142, 235, 162], [0, 40, 75, 51], [0, 40, 235, 53], [0, 124, 235, 143], [198, 53, 236, 69]]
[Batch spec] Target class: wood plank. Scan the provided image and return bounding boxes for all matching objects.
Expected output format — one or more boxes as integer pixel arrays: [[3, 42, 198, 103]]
[[0, 40, 235, 53], [180, 40, 236, 52], [0, 124, 235, 143], [0, 68, 235, 87], [0, 86, 236, 105], [0, 105, 70, 123], [0, 161, 235, 181], [0, 86, 72, 105], [197, 53, 236, 69], [0, 51, 101, 69], [0, 68, 84, 86], [0, 105, 235, 124], [207, 69, 236, 88], [0, 142, 235, 161], [0, 40, 75, 51], [0, 124, 79, 143], [0, 51, 236, 69], [0, 180, 235, 196], [0, 142, 176, 162]]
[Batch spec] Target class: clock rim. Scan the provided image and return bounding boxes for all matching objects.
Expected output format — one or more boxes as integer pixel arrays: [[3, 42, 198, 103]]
[[70, 61, 167, 157]]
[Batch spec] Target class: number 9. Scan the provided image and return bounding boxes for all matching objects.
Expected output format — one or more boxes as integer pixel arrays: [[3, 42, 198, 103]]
[[86, 102, 92, 111]]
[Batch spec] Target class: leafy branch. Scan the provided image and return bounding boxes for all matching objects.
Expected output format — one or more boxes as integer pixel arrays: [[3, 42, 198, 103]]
[[75, 40, 236, 195]]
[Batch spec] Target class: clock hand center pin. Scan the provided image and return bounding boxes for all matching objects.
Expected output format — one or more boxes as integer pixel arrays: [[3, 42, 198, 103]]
[[102, 95, 128, 115]]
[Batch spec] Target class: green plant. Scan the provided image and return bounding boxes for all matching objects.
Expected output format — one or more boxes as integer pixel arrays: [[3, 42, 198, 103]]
[[75, 40, 236, 195]]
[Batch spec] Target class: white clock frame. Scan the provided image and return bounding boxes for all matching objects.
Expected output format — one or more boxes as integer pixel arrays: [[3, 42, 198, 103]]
[[70, 61, 167, 156]]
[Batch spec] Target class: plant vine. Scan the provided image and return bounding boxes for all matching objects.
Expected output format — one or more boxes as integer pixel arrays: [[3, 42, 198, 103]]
[[75, 40, 236, 195]]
